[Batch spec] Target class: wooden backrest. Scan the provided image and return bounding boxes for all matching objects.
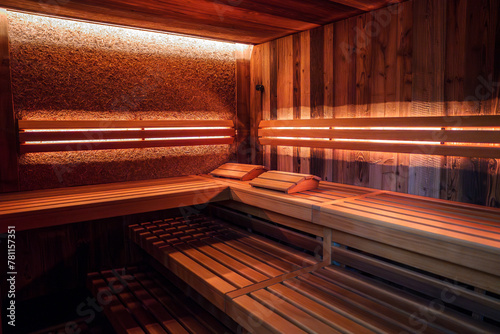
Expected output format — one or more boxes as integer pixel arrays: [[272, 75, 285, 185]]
[[258, 115, 500, 158], [18, 119, 234, 153]]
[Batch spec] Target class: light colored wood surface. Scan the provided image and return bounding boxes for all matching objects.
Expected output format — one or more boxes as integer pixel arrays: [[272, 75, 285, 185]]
[[210, 163, 267, 181], [250, 170, 321, 194], [18, 120, 234, 129], [259, 138, 500, 159], [129, 214, 320, 311], [259, 116, 500, 128], [0, 9, 18, 193], [0, 176, 230, 232]]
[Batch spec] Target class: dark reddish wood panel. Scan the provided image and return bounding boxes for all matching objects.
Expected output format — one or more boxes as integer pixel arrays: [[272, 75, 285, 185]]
[[0, 0, 406, 44]]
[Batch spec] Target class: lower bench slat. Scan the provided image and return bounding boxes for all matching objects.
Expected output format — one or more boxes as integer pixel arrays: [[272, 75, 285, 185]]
[[228, 295, 310, 334], [88, 267, 235, 334]]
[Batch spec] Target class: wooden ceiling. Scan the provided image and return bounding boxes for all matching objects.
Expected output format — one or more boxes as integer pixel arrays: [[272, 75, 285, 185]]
[[1, 0, 405, 44]]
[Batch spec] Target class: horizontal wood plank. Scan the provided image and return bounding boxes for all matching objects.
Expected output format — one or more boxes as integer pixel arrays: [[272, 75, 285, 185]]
[[18, 119, 234, 129], [260, 128, 500, 143], [260, 116, 500, 128], [260, 138, 500, 159], [19, 128, 235, 142], [21, 137, 234, 153]]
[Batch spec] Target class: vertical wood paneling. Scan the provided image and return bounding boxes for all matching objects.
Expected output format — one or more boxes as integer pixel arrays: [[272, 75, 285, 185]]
[[250, 0, 499, 207], [250, 45, 263, 165], [353, 14, 371, 188], [299, 31, 311, 175], [310, 26, 325, 179], [369, 5, 399, 191], [331, 19, 350, 184], [236, 46, 252, 164], [442, 0, 467, 203], [277, 36, 294, 172], [395, 0, 413, 194], [262, 42, 271, 170], [269, 40, 278, 171], [323, 24, 334, 182], [0, 9, 19, 193], [292, 33, 301, 173], [408, 0, 446, 199]]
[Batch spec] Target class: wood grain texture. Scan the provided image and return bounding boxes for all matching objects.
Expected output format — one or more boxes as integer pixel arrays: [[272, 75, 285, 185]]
[[277, 36, 294, 173], [236, 46, 252, 164], [0, 9, 19, 193], [250, 0, 500, 207], [0, 176, 230, 232], [0, 0, 405, 44], [250, 45, 263, 165]]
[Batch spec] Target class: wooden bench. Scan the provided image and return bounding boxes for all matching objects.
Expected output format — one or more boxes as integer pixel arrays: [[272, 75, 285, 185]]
[[87, 266, 237, 334], [0, 175, 230, 232], [128, 213, 325, 311], [124, 175, 500, 333]]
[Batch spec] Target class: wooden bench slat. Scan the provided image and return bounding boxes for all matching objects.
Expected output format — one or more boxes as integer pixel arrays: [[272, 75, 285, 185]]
[[375, 193, 500, 221], [187, 240, 270, 283], [100, 272, 168, 334], [286, 276, 419, 334], [0, 180, 215, 212], [320, 205, 500, 256], [212, 235, 299, 273], [362, 196, 500, 229], [338, 200, 500, 239], [317, 267, 497, 334], [122, 279, 190, 334], [268, 282, 405, 334], [137, 273, 218, 334], [332, 231, 500, 294], [223, 230, 318, 267], [331, 245, 500, 320], [88, 274, 146, 334], [250, 289, 347, 334], [201, 238, 285, 278], [229, 295, 310, 334]]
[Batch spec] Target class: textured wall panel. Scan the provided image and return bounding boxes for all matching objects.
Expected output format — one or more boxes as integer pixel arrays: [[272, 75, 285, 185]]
[[8, 12, 239, 190]]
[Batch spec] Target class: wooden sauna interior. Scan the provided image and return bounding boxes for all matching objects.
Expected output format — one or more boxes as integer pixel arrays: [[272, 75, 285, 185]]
[[0, 0, 499, 333]]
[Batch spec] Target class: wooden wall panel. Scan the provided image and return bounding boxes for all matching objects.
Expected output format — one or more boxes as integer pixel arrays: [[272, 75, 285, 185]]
[[277, 36, 294, 172], [250, 45, 263, 165], [310, 27, 325, 179], [236, 46, 252, 164], [0, 9, 19, 193], [249, 0, 500, 207], [395, 0, 413, 194], [299, 31, 311, 175], [408, 0, 446, 199]]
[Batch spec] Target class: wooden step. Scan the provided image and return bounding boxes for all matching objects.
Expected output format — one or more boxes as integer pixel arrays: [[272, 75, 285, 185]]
[[129, 214, 320, 310], [87, 267, 235, 334]]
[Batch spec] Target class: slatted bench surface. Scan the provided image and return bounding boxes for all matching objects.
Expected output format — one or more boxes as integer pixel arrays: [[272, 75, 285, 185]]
[[229, 264, 499, 334], [207, 175, 379, 222], [87, 267, 235, 334], [129, 214, 320, 311], [318, 191, 500, 292], [0, 176, 230, 232]]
